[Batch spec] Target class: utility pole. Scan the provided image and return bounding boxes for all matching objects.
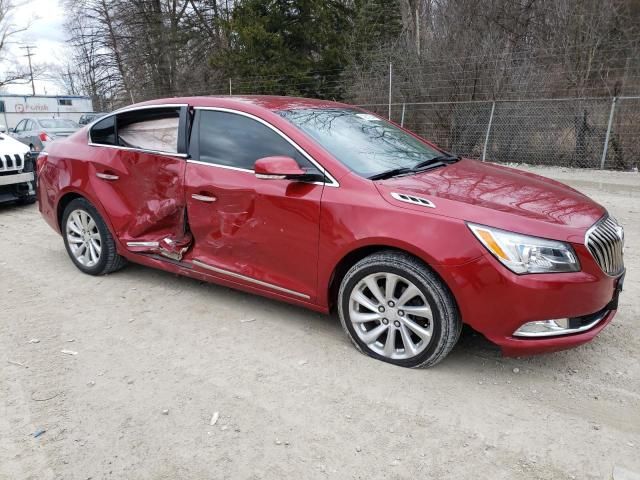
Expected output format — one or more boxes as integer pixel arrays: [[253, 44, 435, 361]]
[[20, 45, 37, 96]]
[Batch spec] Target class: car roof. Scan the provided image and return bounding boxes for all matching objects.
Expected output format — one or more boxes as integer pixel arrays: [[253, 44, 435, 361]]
[[126, 95, 351, 112]]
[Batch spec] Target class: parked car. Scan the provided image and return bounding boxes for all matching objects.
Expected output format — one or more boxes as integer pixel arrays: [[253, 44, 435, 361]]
[[11, 117, 79, 151], [78, 112, 107, 125], [0, 132, 37, 205], [36, 96, 625, 367]]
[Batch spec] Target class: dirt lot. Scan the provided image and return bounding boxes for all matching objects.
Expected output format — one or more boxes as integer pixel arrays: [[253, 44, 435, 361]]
[[1, 166, 638, 480]]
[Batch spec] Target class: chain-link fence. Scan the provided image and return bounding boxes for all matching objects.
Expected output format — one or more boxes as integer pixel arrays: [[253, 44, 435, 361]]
[[3, 93, 638, 171], [359, 96, 640, 170]]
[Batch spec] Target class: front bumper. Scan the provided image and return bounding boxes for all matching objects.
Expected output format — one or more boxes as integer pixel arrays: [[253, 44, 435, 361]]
[[439, 244, 623, 356], [0, 171, 34, 186], [0, 153, 37, 204], [0, 175, 37, 204]]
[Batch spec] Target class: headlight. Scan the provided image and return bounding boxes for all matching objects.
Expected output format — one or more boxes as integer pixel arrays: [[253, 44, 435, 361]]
[[467, 223, 580, 274]]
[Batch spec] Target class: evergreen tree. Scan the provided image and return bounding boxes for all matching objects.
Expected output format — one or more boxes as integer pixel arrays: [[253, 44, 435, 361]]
[[351, 0, 403, 62], [213, 0, 354, 99]]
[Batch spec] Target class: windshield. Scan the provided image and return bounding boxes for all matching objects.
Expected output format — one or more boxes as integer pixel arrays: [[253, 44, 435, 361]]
[[39, 119, 78, 129], [278, 108, 442, 178]]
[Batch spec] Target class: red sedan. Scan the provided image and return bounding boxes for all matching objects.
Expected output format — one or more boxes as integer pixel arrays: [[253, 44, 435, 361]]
[[36, 96, 625, 367]]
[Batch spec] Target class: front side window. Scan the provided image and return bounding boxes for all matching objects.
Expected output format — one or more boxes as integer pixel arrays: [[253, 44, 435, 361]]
[[197, 110, 318, 172], [14, 120, 26, 132], [116, 107, 180, 153], [279, 108, 442, 178]]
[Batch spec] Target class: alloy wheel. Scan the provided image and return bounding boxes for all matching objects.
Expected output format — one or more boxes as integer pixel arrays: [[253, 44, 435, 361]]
[[66, 209, 102, 268], [348, 272, 433, 360]]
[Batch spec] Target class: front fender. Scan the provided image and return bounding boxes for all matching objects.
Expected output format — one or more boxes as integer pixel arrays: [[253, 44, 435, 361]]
[[317, 184, 485, 309]]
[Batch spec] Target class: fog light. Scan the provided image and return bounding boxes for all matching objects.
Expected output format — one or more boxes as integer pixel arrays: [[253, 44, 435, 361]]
[[513, 319, 570, 337]]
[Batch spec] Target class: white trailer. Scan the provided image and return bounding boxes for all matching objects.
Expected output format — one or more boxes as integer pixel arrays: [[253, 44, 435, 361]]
[[0, 95, 94, 130]]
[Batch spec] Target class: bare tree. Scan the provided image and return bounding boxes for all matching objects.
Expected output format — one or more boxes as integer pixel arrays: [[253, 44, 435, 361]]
[[0, 0, 32, 89]]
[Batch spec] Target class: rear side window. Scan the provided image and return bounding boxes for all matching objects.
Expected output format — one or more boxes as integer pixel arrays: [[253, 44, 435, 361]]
[[197, 110, 316, 171], [116, 107, 180, 153], [90, 116, 116, 145], [89, 107, 183, 153]]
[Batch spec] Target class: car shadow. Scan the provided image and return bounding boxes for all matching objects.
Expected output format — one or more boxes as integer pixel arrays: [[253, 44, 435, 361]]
[[100, 261, 525, 368], [0, 201, 34, 212]]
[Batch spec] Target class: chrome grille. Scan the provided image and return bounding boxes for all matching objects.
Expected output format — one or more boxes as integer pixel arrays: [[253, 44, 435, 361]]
[[1, 154, 24, 172], [585, 216, 624, 276]]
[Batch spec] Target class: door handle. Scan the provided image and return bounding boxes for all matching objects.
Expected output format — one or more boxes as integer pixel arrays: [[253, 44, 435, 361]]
[[96, 172, 119, 181], [191, 193, 217, 203]]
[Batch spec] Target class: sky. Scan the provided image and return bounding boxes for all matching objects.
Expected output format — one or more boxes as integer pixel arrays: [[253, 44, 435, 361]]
[[2, 0, 67, 95]]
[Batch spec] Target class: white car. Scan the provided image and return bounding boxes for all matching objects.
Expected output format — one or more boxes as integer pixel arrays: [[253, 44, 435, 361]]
[[0, 132, 36, 205]]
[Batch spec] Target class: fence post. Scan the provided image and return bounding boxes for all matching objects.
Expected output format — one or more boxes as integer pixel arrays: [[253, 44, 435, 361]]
[[388, 63, 393, 120], [229, 79, 233, 96], [400, 102, 406, 127], [600, 96, 617, 169], [482, 101, 496, 162]]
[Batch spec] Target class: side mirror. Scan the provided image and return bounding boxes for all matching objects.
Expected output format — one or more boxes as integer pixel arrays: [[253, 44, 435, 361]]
[[254, 156, 306, 180]]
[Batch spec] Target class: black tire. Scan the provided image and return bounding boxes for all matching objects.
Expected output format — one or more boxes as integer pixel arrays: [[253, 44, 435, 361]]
[[338, 251, 461, 368], [61, 197, 127, 275]]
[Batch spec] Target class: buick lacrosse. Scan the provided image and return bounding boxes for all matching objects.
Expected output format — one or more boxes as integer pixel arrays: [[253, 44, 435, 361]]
[[37, 96, 625, 367]]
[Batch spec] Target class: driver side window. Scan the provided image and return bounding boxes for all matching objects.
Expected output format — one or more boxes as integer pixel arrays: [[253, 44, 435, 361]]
[[196, 110, 320, 174]]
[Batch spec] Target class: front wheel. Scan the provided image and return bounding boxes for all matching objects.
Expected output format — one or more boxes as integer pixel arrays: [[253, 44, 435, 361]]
[[61, 198, 127, 275], [338, 251, 461, 368]]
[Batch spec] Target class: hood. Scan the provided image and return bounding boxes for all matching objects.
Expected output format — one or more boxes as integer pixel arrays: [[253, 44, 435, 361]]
[[374, 159, 605, 240], [0, 133, 30, 156]]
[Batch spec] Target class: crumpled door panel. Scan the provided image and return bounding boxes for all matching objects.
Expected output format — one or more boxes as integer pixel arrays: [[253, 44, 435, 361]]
[[92, 149, 191, 258]]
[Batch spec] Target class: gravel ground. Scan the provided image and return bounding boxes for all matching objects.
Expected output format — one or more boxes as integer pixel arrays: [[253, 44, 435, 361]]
[[1, 166, 639, 480]]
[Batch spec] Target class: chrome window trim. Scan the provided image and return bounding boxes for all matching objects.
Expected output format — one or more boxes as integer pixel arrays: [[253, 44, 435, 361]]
[[255, 173, 287, 180], [86, 103, 188, 158], [187, 159, 252, 173], [191, 259, 311, 299], [193, 106, 339, 187], [87, 142, 189, 159]]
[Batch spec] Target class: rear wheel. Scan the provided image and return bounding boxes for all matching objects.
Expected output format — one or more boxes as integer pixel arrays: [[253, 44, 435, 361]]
[[338, 251, 461, 368], [61, 198, 127, 275]]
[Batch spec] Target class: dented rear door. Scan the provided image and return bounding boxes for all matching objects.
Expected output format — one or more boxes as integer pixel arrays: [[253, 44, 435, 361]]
[[89, 105, 190, 252]]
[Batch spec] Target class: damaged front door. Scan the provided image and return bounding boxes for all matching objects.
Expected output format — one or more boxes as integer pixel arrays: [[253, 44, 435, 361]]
[[89, 105, 192, 259], [185, 108, 328, 302]]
